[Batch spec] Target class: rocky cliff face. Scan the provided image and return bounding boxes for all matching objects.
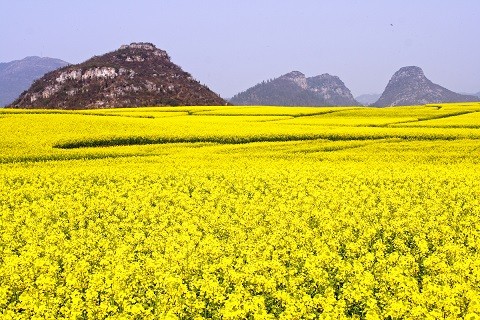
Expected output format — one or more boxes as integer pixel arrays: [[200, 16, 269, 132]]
[[0, 56, 68, 106], [306, 74, 359, 106], [230, 71, 359, 106], [373, 66, 479, 107], [10, 43, 226, 109]]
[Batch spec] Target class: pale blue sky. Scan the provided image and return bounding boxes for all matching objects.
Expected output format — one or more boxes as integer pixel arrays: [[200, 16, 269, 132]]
[[1, 0, 479, 97]]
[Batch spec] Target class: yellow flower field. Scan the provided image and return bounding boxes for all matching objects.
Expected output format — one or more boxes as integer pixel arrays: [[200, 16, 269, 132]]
[[1, 103, 480, 319]]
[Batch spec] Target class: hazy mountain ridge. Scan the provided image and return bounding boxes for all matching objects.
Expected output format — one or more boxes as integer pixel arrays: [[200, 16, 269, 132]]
[[4, 53, 478, 109], [0, 56, 68, 106], [355, 94, 381, 106], [230, 71, 359, 106], [373, 66, 479, 107], [10, 43, 226, 109]]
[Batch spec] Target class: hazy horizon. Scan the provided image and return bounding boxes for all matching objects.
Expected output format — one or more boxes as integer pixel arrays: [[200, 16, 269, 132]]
[[1, 0, 479, 98]]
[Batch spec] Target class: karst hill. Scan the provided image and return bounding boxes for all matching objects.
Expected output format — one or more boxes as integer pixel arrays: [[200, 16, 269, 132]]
[[10, 43, 226, 109]]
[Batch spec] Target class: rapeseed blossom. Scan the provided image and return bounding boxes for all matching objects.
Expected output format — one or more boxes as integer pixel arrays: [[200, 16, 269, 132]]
[[1, 104, 480, 318]]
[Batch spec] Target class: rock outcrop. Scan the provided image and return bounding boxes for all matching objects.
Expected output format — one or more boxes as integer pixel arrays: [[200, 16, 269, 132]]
[[230, 71, 359, 106], [10, 43, 226, 109], [373, 66, 479, 107]]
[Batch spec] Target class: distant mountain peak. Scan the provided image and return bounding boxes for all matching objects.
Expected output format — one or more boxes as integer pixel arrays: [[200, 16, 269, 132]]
[[394, 66, 424, 77], [0, 56, 68, 106], [373, 66, 479, 107], [279, 71, 307, 89], [230, 71, 359, 106], [311, 73, 337, 80], [307, 74, 344, 88], [355, 93, 381, 106], [119, 42, 157, 51], [22, 56, 46, 61], [118, 42, 171, 61], [10, 43, 226, 109], [280, 71, 305, 79]]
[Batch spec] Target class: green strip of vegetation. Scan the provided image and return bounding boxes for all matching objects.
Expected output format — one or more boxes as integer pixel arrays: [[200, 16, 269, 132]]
[[54, 133, 465, 149]]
